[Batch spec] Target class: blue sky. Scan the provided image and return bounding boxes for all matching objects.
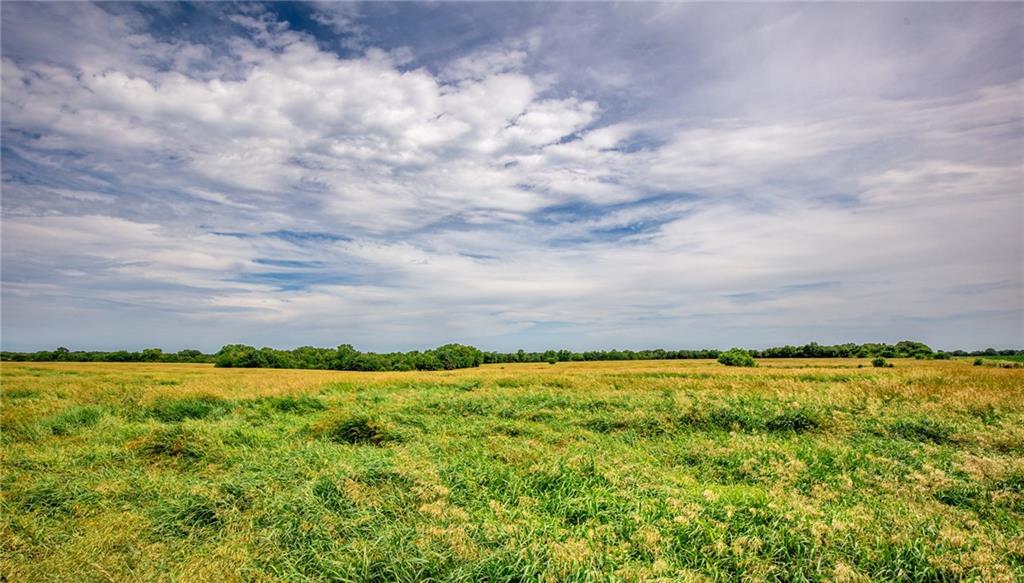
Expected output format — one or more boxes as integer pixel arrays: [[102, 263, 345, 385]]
[[1, 2, 1022, 352]]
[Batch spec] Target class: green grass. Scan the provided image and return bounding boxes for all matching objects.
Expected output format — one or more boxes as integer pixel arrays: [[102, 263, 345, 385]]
[[1, 359, 1022, 581]]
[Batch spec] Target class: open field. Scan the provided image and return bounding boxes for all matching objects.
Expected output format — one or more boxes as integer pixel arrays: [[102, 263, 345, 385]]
[[2, 359, 1022, 582]]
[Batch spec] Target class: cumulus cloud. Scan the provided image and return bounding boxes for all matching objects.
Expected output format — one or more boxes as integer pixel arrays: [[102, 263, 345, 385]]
[[1, 2, 1021, 351]]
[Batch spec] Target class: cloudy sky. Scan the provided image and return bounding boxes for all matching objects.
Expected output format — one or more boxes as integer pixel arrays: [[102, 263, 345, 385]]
[[1, 2, 1022, 353]]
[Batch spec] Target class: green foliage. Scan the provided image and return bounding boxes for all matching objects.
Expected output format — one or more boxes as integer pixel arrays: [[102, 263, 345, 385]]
[[1, 347, 213, 363], [872, 357, 892, 368], [6, 341, 1021, 366], [717, 348, 756, 367], [212, 343, 484, 371]]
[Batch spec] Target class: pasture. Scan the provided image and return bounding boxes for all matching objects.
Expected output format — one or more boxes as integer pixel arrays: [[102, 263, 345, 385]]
[[1, 359, 1022, 581]]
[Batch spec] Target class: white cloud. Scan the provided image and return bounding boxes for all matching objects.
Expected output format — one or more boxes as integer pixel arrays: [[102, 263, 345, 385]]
[[1, 2, 1021, 351]]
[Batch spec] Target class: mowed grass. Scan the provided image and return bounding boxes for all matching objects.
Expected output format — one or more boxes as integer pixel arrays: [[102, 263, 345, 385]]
[[1, 359, 1022, 582]]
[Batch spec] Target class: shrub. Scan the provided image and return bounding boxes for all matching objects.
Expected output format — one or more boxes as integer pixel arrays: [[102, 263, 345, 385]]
[[718, 349, 756, 367], [872, 357, 892, 368], [973, 358, 984, 366]]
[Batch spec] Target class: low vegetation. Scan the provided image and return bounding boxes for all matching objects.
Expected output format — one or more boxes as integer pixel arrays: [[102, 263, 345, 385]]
[[1, 358, 1022, 581]]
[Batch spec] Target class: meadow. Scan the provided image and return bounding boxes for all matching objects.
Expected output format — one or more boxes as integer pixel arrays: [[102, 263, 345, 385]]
[[1, 359, 1021, 582]]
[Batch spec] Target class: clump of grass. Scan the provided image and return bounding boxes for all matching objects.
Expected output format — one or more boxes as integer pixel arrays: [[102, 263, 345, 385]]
[[3, 388, 39, 399], [582, 414, 669, 436], [18, 479, 99, 515], [679, 400, 822, 434], [764, 409, 821, 433], [315, 414, 398, 446], [889, 417, 954, 444], [258, 395, 326, 414], [139, 425, 213, 460], [147, 395, 231, 422], [934, 484, 985, 510], [455, 379, 482, 391], [965, 403, 1001, 425], [0, 419, 46, 443], [152, 493, 222, 537], [47, 405, 103, 435], [494, 377, 572, 389], [312, 476, 356, 513]]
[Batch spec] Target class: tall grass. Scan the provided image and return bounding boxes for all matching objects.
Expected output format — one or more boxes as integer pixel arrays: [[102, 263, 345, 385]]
[[1, 359, 1021, 581]]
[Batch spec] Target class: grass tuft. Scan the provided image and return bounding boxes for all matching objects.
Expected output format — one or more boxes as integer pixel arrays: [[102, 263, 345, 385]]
[[139, 425, 214, 460], [888, 417, 954, 444], [152, 493, 222, 537], [18, 480, 100, 515], [148, 394, 231, 422], [315, 414, 399, 446], [47, 405, 103, 435], [259, 394, 326, 414]]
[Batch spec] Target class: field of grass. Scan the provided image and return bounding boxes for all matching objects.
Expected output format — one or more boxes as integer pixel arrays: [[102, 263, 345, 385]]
[[2, 359, 1022, 582]]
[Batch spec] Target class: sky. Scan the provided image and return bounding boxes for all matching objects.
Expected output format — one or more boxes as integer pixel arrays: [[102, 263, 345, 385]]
[[1, 1, 1022, 353]]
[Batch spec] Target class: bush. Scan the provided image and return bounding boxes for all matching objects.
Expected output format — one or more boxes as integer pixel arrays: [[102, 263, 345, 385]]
[[872, 357, 892, 368], [973, 358, 984, 366], [718, 349, 756, 367]]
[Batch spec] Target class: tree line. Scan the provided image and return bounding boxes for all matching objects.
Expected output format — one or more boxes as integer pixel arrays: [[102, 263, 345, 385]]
[[2, 341, 1021, 370], [0, 347, 212, 363], [483, 341, 1023, 363], [212, 343, 484, 371]]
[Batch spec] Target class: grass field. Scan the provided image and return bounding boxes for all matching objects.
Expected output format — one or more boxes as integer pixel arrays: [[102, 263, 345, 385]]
[[1, 359, 1022, 582]]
